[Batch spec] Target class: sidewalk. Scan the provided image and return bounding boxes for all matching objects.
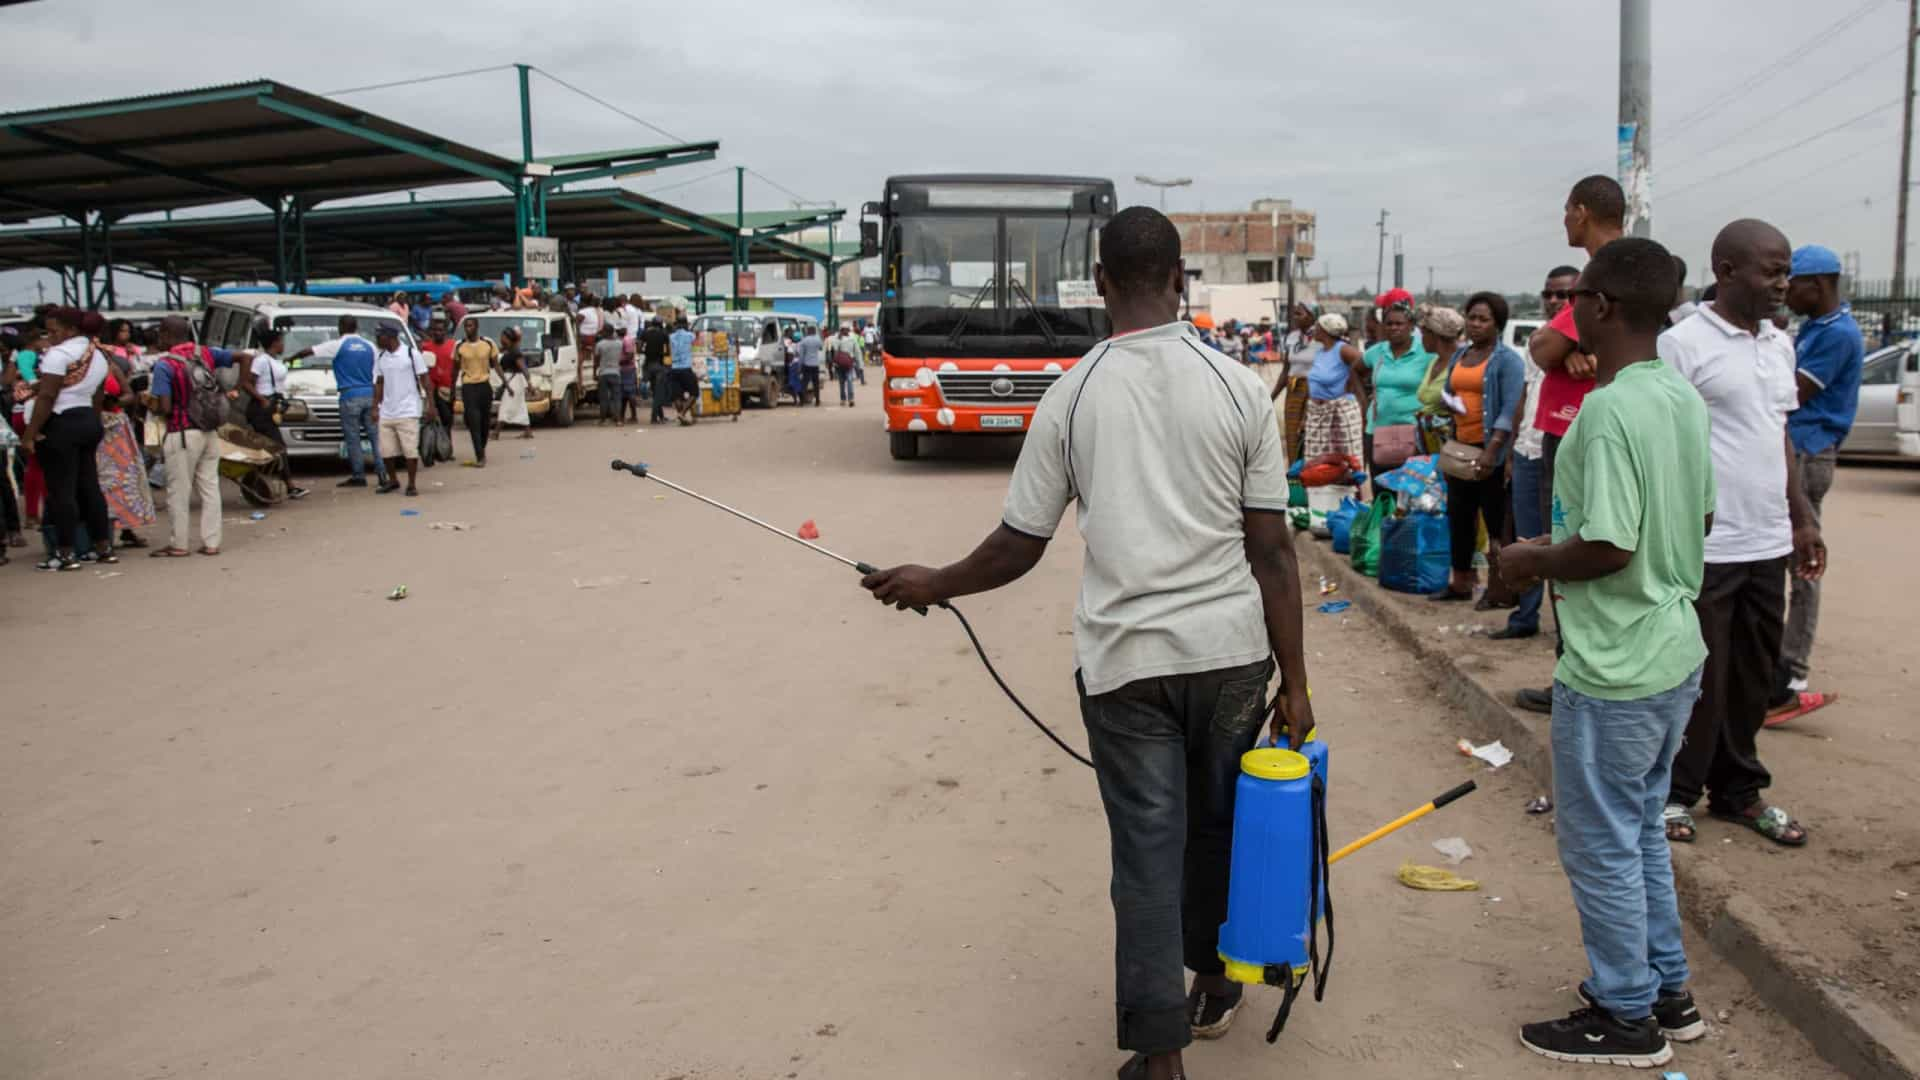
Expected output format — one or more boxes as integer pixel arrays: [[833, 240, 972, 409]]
[[1296, 522, 1920, 1080]]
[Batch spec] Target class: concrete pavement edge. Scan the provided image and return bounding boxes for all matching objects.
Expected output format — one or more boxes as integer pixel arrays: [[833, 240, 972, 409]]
[[1295, 534, 1920, 1080]]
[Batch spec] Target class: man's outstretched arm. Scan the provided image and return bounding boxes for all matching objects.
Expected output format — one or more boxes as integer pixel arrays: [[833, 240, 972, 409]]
[[861, 524, 1049, 610]]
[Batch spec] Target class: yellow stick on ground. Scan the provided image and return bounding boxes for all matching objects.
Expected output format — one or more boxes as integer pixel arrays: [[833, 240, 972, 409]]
[[1328, 779, 1476, 865]]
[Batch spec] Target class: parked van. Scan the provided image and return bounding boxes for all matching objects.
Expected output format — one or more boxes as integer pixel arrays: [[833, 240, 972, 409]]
[[200, 293, 417, 459], [462, 310, 584, 426], [1896, 344, 1920, 460], [690, 311, 820, 407]]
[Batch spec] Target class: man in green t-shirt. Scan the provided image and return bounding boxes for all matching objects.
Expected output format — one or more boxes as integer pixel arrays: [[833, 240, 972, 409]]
[[1499, 237, 1715, 1070]]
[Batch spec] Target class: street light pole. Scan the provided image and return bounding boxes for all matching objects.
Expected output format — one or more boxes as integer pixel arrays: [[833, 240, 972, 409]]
[[1619, 0, 1653, 238], [1896, 0, 1917, 300], [1373, 209, 1390, 296], [1134, 175, 1193, 212]]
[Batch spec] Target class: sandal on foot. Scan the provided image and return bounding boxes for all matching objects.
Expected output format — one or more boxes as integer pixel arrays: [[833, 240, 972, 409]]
[[1663, 804, 1696, 843], [198, 547, 220, 557], [1713, 804, 1807, 847], [1764, 691, 1838, 728], [150, 547, 192, 558], [94, 550, 120, 565]]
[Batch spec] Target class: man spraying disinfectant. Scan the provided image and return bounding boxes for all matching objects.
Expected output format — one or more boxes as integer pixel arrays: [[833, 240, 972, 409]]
[[861, 206, 1315, 1080]]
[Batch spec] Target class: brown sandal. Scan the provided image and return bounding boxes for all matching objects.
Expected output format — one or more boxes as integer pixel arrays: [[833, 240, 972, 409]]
[[198, 547, 220, 556], [150, 547, 192, 558]]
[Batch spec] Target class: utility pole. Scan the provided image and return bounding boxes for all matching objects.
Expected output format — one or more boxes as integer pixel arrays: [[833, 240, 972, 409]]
[[1392, 234, 1404, 289], [1619, 0, 1653, 238], [1895, 0, 1917, 300], [1426, 265, 1435, 298], [734, 165, 746, 312], [1373, 209, 1390, 295]]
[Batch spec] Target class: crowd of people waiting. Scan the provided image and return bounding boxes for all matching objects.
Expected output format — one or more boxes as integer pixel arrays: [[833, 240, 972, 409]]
[[1258, 175, 1862, 1068]]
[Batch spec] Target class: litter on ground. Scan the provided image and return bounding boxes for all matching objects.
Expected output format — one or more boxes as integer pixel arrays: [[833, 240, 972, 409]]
[[428, 521, 472, 531], [797, 519, 821, 540], [1316, 600, 1353, 614], [1397, 861, 1480, 891], [387, 585, 408, 601], [1457, 738, 1514, 769], [1432, 837, 1473, 864]]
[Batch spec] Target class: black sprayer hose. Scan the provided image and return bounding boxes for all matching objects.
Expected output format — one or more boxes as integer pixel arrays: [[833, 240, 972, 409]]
[[940, 602, 1095, 770]]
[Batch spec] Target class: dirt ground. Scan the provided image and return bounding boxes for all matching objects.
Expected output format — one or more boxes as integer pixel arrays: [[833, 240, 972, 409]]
[[0, 402, 1855, 1079], [1353, 459, 1920, 1029]]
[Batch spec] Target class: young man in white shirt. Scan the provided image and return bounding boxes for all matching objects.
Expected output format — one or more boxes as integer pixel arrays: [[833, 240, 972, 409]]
[[1658, 219, 1822, 849], [370, 324, 433, 497], [862, 207, 1315, 1080]]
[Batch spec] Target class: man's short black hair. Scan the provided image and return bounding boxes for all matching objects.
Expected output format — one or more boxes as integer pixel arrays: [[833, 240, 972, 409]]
[[1099, 206, 1181, 296], [1584, 237, 1680, 333], [1568, 175, 1626, 227], [338, 315, 358, 334], [1465, 290, 1510, 330], [1547, 265, 1581, 280]]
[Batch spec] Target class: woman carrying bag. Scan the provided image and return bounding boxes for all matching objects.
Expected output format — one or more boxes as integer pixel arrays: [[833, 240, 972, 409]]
[[1429, 292, 1524, 604], [1413, 305, 1464, 454], [1301, 313, 1369, 470], [1362, 297, 1434, 479]]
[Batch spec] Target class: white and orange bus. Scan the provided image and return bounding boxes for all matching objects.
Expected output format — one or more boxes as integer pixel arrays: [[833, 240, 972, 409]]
[[864, 174, 1116, 460]]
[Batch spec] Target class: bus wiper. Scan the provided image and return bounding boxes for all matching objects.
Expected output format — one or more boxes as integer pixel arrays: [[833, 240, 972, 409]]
[[1008, 278, 1060, 348], [945, 275, 996, 346]]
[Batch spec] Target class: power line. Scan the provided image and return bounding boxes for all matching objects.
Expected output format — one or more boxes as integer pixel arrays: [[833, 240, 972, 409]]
[[745, 166, 829, 208], [1666, 139, 1887, 205], [1665, 0, 1892, 137], [1662, 41, 1907, 176], [528, 66, 684, 144], [634, 166, 734, 197], [325, 64, 516, 97], [1662, 98, 1903, 201]]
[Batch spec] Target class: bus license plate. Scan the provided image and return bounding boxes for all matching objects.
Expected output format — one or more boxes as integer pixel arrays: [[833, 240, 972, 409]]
[[980, 415, 1024, 430]]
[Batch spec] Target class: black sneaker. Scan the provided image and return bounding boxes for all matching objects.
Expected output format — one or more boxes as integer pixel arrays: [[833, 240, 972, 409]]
[[338, 476, 368, 488], [1578, 984, 1706, 1042], [1188, 982, 1242, 1040], [1520, 1006, 1671, 1068], [376, 481, 400, 495], [1515, 687, 1554, 714]]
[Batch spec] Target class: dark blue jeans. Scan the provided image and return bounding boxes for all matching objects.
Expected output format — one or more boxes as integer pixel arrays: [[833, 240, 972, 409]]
[[1507, 452, 1546, 634], [1079, 657, 1273, 1056]]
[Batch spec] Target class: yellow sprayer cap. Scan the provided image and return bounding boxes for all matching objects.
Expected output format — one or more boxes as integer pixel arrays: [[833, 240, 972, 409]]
[[1240, 747, 1311, 782]]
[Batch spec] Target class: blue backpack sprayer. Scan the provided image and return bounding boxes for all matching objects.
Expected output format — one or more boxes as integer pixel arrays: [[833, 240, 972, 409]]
[[612, 459, 1478, 1040]]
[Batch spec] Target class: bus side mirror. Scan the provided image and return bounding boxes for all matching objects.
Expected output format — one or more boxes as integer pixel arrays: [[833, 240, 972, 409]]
[[859, 220, 879, 259]]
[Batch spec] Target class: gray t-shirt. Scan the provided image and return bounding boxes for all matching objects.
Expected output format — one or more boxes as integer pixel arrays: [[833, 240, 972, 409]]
[[797, 334, 824, 368], [594, 338, 624, 377], [1002, 320, 1291, 696]]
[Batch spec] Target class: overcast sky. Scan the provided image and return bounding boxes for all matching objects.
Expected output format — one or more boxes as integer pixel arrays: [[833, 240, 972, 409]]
[[1, 0, 1909, 305]]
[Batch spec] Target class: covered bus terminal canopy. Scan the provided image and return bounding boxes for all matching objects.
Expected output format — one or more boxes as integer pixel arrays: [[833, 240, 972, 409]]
[[0, 75, 846, 315], [0, 191, 846, 311]]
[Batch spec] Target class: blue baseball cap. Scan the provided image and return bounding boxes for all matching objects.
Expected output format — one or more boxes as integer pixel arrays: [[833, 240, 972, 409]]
[[1790, 244, 1842, 278]]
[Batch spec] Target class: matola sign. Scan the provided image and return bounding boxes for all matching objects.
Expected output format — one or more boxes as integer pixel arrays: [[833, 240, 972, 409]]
[[521, 237, 560, 280]]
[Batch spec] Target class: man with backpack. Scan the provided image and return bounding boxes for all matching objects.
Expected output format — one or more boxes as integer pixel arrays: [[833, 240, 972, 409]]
[[146, 315, 251, 558], [830, 324, 861, 407]]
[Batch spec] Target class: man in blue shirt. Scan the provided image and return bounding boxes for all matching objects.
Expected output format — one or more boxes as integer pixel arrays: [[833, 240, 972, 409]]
[[1771, 244, 1862, 718], [288, 315, 388, 488], [796, 325, 824, 407], [666, 319, 699, 425]]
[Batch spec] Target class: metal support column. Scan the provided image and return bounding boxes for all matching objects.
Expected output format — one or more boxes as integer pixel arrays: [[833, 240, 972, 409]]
[[272, 198, 288, 292], [826, 219, 837, 329], [1619, 0, 1653, 238], [514, 62, 535, 287], [1896, 0, 1917, 300], [290, 200, 309, 293], [693, 265, 706, 314], [734, 166, 746, 311], [102, 216, 118, 310], [80, 212, 97, 308]]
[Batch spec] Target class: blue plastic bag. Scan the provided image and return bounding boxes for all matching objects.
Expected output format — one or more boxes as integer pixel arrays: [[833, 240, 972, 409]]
[[1327, 496, 1364, 554], [1378, 511, 1451, 595]]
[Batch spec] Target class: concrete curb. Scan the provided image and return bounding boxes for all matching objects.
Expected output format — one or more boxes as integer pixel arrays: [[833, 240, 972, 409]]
[[1296, 535, 1920, 1080]]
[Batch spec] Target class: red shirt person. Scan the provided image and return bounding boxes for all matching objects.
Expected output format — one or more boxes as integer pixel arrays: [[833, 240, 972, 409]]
[[418, 317, 458, 433]]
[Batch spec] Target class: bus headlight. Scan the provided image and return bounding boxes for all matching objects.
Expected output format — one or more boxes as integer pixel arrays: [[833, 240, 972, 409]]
[[889, 377, 920, 390]]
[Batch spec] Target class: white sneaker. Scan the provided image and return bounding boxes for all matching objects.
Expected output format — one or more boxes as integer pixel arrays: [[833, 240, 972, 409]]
[[1788, 676, 1809, 693]]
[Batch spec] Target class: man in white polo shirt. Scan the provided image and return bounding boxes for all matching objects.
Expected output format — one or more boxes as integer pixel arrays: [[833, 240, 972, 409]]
[[370, 323, 433, 498], [1658, 219, 1822, 849], [862, 207, 1316, 1080]]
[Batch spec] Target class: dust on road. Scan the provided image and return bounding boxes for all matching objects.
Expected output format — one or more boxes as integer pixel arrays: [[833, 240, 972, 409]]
[[0, 404, 1846, 1078]]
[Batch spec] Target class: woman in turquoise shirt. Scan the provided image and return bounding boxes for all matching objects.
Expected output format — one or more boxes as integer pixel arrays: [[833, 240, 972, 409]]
[[1360, 298, 1433, 477]]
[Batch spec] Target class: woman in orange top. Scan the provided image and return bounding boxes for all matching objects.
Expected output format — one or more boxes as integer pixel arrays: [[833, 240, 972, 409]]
[[1431, 292, 1525, 603]]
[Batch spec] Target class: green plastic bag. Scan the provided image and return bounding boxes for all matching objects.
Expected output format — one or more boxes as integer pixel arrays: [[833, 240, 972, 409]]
[[1351, 492, 1394, 578], [1288, 479, 1308, 508]]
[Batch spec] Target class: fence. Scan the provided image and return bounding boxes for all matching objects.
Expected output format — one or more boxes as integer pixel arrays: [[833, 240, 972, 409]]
[[1842, 278, 1920, 348]]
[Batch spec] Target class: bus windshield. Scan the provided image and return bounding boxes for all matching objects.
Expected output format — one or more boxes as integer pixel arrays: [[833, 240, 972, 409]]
[[887, 209, 1108, 356]]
